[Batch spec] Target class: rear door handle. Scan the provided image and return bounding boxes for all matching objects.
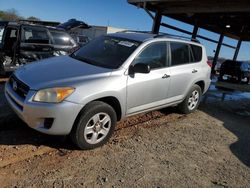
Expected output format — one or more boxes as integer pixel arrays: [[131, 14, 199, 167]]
[[192, 69, 198, 73], [162, 74, 170, 79]]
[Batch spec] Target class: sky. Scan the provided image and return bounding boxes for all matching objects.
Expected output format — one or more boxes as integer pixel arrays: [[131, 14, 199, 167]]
[[0, 0, 249, 60]]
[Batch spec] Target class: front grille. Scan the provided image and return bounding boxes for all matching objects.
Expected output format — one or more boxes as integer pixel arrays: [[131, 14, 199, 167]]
[[9, 75, 30, 99]]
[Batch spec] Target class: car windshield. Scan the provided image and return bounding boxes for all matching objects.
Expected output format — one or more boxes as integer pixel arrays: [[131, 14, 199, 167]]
[[70, 36, 141, 69]]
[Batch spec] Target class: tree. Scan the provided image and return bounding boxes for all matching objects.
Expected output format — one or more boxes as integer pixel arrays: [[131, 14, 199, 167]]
[[27, 16, 40, 21], [0, 9, 40, 21], [0, 9, 24, 21]]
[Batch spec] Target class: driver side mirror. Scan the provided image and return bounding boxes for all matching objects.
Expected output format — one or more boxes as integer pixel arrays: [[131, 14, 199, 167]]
[[129, 63, 150, 75]]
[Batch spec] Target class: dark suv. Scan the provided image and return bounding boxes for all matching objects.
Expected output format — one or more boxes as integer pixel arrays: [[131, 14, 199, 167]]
[[0, 21, 78, 75], [218, 60, 250, 84]]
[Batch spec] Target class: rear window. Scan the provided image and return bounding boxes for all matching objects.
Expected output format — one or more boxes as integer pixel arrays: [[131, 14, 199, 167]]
[[170, 42, 202, 66], [50, 30, 73, 46], [22, 26, 50, 44], [170, 42, 190, 66], [190, 44, 202, 62]]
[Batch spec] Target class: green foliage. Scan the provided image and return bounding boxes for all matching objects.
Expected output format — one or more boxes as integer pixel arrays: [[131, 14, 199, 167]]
[[27, 16, 40, 21], [0, 9, 39, 21]]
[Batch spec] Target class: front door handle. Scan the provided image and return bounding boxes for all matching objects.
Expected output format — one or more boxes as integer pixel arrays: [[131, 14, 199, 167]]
[[162, 74, 170, 79], [192, 69, 198, 73]]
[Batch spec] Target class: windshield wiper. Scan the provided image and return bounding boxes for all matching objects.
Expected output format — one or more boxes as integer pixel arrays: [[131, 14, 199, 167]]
[[70, 53, 97, 66], [70, 53, 113, 69]]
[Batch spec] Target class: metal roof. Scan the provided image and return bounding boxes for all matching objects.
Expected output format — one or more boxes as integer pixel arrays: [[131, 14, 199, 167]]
[[128, 0, 250, 41]]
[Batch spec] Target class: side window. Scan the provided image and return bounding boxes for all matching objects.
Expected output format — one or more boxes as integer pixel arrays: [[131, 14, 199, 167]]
[[50, 30, 73, 46], [3, 27, 18, 50], [0, 26, 5, 44], [133, 42, 167, 69], [170, 42, 190, 66], [10, 29, 17, 38], [190, 44, 202, 62], [22, 26, 50, 44]]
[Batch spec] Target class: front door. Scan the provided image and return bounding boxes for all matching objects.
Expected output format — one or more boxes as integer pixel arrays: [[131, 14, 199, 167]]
[[126, 41, 170, 115]]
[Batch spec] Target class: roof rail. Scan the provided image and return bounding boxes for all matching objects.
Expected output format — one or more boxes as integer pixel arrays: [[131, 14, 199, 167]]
[[118, 30, 200, 43], [155, 33, 200, 43], [18, 19, 60, 27], [118, 30, 154, 34]]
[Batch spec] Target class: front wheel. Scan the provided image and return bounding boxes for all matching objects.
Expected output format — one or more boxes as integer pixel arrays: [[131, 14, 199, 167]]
[[70, 101, 117, 150], [178, 84, 202, 114]]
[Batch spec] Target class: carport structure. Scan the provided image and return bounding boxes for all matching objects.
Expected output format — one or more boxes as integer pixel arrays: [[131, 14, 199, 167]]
[[128, 0, 250, 72]]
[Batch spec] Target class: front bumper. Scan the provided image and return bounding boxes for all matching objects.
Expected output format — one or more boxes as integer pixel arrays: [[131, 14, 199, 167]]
[[5, 82, 83, 135]]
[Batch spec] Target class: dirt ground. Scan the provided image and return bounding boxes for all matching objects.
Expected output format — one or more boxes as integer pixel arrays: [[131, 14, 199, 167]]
[[0, 81, 250, 187]]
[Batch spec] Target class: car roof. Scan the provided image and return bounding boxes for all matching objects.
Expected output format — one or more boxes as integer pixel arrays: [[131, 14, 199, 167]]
[[224, 60, 243, 63], [0, 21, 64, 31], [108, 32, 157, 42]]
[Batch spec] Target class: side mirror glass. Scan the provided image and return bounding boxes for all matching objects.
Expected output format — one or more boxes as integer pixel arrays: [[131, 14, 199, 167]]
[[129, 63, 150, 74]]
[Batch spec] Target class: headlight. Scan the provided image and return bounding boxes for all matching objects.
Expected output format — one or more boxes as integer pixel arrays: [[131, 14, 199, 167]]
[[33, 87, 75, 103]]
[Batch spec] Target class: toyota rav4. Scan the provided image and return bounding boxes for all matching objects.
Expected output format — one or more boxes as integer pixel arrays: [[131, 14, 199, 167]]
[[5, 31, 211, 149]]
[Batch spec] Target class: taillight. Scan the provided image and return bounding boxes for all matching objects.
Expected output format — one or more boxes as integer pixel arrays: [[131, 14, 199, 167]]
[[207, 60, 212, 67]]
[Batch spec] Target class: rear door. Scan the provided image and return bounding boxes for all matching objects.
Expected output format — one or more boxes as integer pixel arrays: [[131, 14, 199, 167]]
[[168, 42, 203, 101], [19, 25, 54, 63]]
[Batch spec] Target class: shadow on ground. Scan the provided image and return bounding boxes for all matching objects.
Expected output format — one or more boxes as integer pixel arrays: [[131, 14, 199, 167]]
[[200, 83, 250, 168], [1, 81, 250, 167]]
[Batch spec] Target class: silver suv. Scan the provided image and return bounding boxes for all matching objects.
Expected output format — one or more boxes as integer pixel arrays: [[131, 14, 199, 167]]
[[5, 32, 211, 149]]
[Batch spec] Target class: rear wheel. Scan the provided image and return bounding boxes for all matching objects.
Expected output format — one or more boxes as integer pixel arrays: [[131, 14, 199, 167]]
[[70, 101, 117, 150], [178, 84, 202, 114]]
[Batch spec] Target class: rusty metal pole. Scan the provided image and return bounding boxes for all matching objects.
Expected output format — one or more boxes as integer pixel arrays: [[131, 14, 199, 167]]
[[151, 11, 162, 34], [233, 40, 242, 61], [192, 25, 198, 39], [212, 33, 224, 73]]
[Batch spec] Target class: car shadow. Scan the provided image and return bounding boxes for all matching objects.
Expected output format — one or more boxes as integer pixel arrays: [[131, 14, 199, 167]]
[[200, 88, 250, 168], [0, 94, 179, 151], [0, 82, 77, 150], [0, 109, 77, 150]]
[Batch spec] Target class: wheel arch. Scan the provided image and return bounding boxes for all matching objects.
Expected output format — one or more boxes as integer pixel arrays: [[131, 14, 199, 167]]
[[72, 96, 122, 133], [194, 80, 205, 93]]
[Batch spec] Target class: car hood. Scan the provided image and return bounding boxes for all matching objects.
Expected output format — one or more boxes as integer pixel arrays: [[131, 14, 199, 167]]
[[14, 55, 112, 90]]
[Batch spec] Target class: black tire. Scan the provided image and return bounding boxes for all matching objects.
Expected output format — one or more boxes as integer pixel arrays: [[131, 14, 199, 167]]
[[218, 72, 224, 81], [237, 73, 242, 83], [70, 101, 117, 150], [178, 84, 202, 114]]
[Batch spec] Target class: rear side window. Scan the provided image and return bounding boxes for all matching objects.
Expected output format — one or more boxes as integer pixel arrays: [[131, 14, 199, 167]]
[[50, 30, 73, 46], [190, 44, 202, 62], [22, 26, 50, 44], [133, 42, 167, 69], [170, 42, 190, 66]]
